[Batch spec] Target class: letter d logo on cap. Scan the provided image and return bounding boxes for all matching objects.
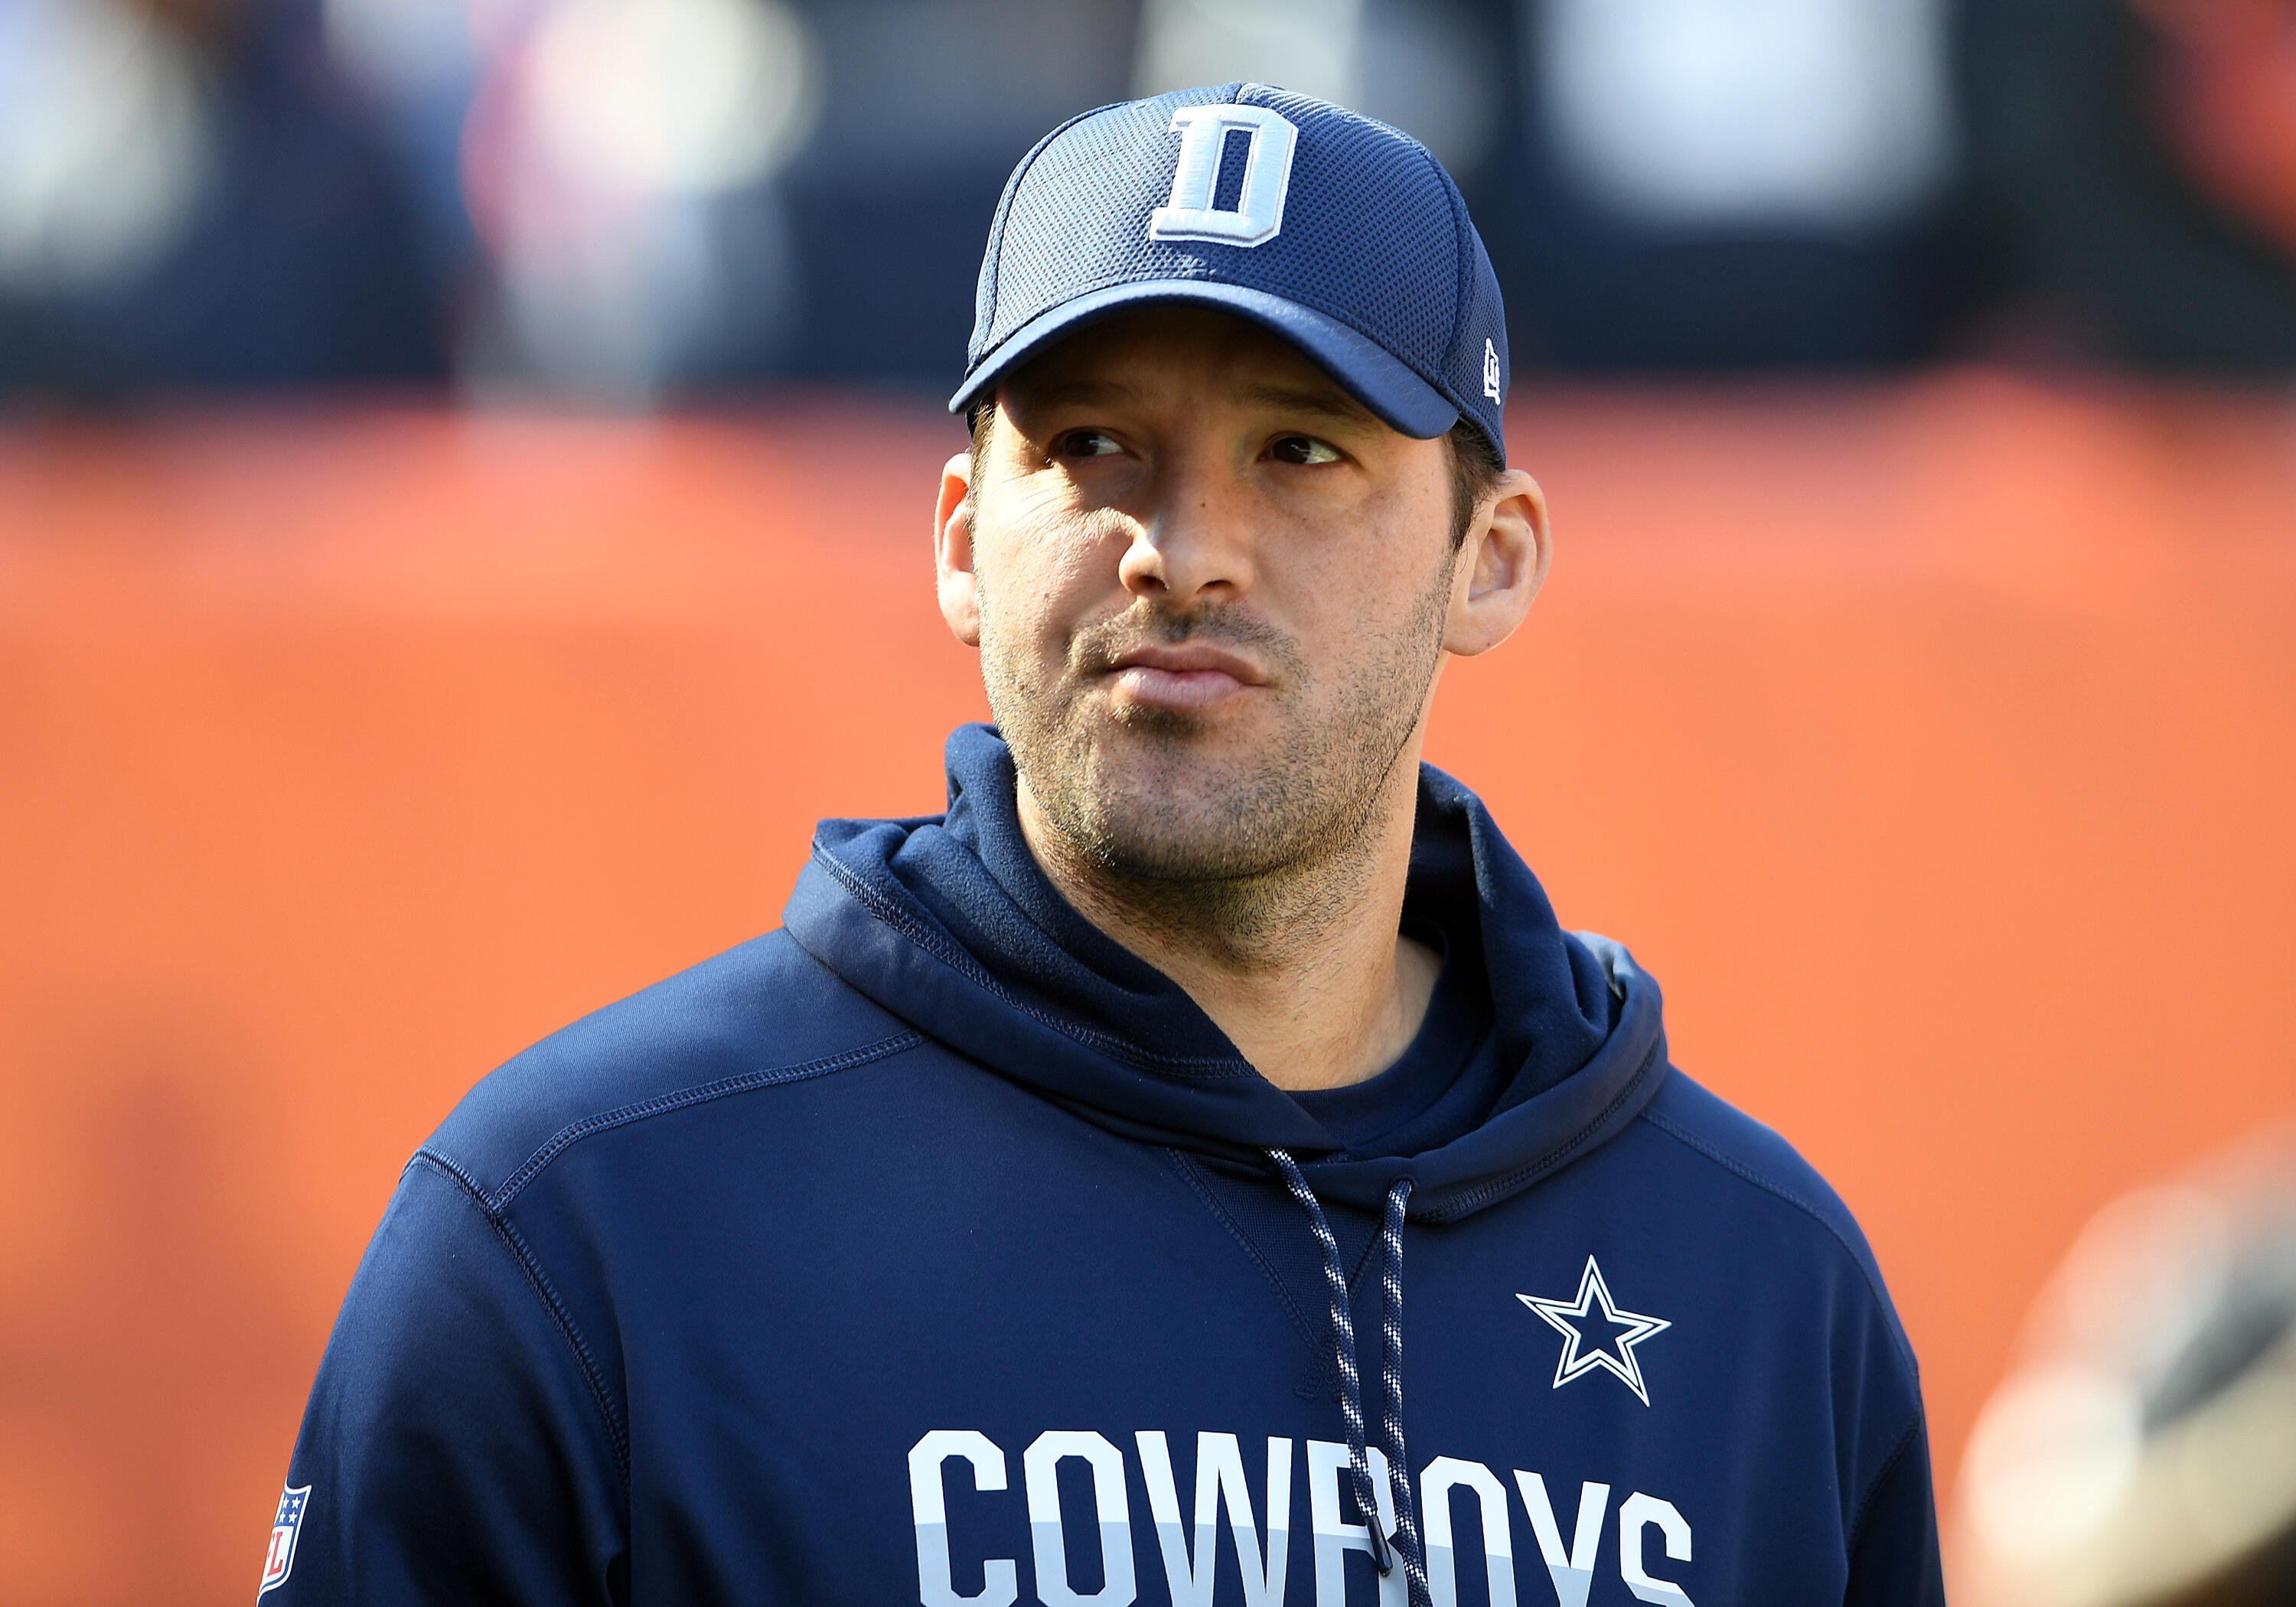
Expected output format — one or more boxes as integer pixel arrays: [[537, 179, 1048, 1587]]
[[1148, 105, 1298, 247]]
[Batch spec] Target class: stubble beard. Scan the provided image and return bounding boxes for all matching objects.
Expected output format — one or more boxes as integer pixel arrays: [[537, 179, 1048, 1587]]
[[978, 553, 1457, 954]]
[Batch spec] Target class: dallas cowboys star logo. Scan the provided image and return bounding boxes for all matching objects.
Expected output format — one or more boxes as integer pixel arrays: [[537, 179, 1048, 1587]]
[[1517, 1255, 1672, 1406]]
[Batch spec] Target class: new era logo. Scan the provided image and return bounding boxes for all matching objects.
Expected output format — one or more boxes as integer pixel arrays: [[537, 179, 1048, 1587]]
[[1483, 338, 1503, 403]]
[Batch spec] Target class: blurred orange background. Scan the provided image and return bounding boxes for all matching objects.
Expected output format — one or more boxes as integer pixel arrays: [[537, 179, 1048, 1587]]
[[2, 379, 2291, 1605]]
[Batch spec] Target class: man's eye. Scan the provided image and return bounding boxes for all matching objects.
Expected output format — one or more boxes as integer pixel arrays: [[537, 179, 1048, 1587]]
[[1053, 429, 1124, 459], [1270, 435, 1342, 466]]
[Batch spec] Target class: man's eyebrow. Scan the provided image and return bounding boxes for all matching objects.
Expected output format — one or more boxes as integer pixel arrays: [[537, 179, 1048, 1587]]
[[1008, 375, 1378, 429], [1006, 377, 1146, 409], [1233, 383, 1379, 429]]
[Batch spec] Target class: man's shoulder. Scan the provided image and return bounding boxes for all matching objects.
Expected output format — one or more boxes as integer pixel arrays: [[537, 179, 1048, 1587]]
[[1633, 1070, 1915, 1364], [417, 928, 923, 1205]]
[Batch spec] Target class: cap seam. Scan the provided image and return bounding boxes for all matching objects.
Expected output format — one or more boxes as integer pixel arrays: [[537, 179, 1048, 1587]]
[[1437, 143, 1474, 385], [974, 99, 1133, 363]]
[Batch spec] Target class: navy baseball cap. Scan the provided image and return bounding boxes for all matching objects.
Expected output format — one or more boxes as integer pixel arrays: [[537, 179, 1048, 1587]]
[[951, 83, 1511, 464]]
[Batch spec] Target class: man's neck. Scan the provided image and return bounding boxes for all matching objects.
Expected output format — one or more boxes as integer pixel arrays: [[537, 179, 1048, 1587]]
[[1013, 760, 1440, 1093]]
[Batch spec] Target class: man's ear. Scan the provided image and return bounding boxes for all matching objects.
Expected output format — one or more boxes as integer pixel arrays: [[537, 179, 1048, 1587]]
[[1443, 468, 1551, 657], [935, 450, 980, 648]]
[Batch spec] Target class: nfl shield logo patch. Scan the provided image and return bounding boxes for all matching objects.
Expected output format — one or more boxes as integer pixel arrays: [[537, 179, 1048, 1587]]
[[259, 1485, 310, 1596]]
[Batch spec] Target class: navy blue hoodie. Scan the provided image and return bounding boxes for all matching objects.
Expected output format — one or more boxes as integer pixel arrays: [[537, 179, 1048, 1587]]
[[270, 725, 1942, 1606]]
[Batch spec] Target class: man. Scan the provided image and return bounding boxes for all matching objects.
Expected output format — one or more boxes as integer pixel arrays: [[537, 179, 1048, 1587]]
[[268, 86, 1942, 1605]]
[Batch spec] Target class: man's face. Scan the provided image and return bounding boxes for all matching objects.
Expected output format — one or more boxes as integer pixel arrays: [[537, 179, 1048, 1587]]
[[945, 306, 1469, 885]]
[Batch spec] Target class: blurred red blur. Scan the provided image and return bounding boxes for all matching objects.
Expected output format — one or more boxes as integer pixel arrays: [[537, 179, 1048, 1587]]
[[2, 377, 2292, 1605]]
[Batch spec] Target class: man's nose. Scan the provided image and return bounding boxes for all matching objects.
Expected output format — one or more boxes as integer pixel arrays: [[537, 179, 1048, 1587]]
[[1117, 455, 1257, 607]]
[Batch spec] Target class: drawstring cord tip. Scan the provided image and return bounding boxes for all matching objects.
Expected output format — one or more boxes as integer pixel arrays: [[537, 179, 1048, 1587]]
[[1367, 1514, 1394, 1576]]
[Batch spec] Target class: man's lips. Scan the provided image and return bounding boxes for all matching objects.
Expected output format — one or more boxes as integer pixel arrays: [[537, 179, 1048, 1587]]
[[1102, 643, 1268, 712]]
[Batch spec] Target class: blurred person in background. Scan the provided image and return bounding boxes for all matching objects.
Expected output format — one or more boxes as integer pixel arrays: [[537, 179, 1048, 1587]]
[[1492, 0, 1981, 370], [0, 0, 445, 396], [1474, 0, 2296, 375], [1959, 0, 2296, 373], [1958, 1133, 2296, 1606]]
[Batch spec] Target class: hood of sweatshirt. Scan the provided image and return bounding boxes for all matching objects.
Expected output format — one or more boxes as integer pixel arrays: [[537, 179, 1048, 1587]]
[[783, 723, 1671, 1223]]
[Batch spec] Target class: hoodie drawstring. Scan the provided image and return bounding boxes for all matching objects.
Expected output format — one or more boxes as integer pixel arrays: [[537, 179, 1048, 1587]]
[[1268, 1150, 1429, 1607], [1375, 1175, 1426, 1606]]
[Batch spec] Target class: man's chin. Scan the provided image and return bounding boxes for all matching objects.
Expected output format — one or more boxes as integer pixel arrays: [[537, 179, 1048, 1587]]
[[1079, 730, 1264, 810], [1066, 816, 1274, 885], [1062, 768, 1298, 883], [1012, 709, 1314, 878]]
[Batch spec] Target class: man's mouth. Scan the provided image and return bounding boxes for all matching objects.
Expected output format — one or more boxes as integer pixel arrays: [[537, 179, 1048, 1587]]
[[1103, 641, 1268, 712]]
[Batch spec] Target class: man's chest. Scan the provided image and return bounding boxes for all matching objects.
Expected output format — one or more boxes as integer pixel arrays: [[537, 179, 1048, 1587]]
[[579, 1143, 1854, 1607]]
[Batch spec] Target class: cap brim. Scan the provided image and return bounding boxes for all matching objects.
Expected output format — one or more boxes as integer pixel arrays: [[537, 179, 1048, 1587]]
[[947, 279, 1462, 440]]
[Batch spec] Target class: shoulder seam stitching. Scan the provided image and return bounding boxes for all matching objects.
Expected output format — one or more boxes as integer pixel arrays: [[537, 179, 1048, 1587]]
[[1638, 1105, 1920, 1376], [407, 1150, 634, 1485], [486, 1030, 928, 1211], [1844, 1410, 1926, 1563]]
